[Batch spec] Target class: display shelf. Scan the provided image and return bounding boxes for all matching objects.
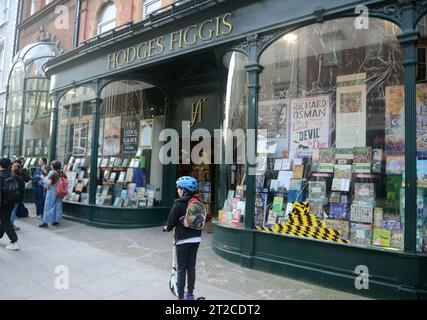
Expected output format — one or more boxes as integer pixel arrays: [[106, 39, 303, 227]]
[[354, 173, 381, 179], [310, 172, 334, 178]]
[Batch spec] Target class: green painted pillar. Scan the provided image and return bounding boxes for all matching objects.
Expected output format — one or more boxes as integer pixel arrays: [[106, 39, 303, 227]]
[[162, 95, 176, 212], [398, 1, 418, 252], [244, 35, 263, 230], [89, 96, 102, 205], [48, 93, 60, 163]]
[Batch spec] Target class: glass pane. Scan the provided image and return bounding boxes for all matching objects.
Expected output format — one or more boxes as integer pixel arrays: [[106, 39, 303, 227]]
[[416, 14, 427, 254], [98, 80, 166, 208], [257, 18, 404, 251], [4, 62, 25, 158], [217, 51, 248, 227], [26, 57, 51, 77], [26, 78, 49, 91], [57, 86, 96, 205]]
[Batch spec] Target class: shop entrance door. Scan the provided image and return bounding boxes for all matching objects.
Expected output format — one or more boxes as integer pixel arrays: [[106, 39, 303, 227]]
[[176, 138, 216, 220]]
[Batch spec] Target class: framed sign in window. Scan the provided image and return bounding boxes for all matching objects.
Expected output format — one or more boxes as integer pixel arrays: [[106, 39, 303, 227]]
[[73, 121, 88, 156], [140, 119, 153, 149]]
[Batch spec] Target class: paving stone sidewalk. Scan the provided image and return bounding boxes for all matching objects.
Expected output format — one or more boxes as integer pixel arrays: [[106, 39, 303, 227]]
[[0, 204, 368, 300]]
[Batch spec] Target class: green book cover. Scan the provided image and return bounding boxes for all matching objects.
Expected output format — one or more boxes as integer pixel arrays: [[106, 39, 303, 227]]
[[372, 227, 391, 247], [272, 197, 284, 215]]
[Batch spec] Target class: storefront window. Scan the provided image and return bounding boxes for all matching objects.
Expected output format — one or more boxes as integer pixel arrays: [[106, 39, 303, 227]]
[[3, 62, 24, 158], [57, 86, 96, 204], [256, 18, 404, 250], [416, 14, 427, 254], [97, 80, 165, 208], [3, 42, 58, 163], [217, 51, 248, 227]]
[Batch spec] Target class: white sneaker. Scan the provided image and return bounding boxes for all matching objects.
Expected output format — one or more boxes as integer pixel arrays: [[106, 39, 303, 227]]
[[6, 242, 19, 251]]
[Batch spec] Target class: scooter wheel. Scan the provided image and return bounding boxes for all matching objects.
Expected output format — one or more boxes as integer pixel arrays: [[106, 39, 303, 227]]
[[169, 279, 177, 296]]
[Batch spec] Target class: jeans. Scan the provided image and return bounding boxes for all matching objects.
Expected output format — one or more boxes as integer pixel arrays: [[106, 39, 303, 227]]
[[176, 242, 200, 299], [34, 186, 45, 216], [10, 203, 18, 224], [0, 205, 18, 243]]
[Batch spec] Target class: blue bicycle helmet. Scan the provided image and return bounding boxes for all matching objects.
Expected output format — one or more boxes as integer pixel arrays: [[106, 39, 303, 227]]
[[176, 176, 198, 193]]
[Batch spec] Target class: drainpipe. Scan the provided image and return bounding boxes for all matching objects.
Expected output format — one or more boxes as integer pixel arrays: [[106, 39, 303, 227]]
[[72, 0, 82, 48]]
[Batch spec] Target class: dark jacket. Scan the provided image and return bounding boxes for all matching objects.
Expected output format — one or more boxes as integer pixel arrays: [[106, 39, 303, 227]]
[[0, 170, 24, 206], [166, 193, 202, 243]]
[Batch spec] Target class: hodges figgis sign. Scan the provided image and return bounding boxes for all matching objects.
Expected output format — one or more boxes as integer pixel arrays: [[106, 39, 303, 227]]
[[107, 13, 233, 70]]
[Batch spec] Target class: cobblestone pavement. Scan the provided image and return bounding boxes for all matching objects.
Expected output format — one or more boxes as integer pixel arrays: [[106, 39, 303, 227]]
[[0, 203, 368, 300]]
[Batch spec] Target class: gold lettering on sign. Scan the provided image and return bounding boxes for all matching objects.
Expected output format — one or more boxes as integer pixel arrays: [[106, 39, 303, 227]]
[[107, 13, 234, 70], [191, 98, 207, 127]]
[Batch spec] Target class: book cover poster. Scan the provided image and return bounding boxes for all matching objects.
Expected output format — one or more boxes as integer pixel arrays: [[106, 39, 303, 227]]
[[336, 73, 367, 148], [289, 95, 331, 158], [350, 223, 372, 246], [385, 85, 405, 153], [372, 227, 391, 247], [103, 116, 121, 156], [140, 119, 153, 149], [329, 203, 348, 220], [255, 192, 267, 227], [258, 99, 289, 139], [416, 83, 427, 156], [121, 117, 139, 155]]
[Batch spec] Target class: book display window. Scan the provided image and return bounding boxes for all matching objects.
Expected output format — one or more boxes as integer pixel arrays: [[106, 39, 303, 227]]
[[57, 86, 96, 204], [217, 51, 248, 227], [255, 18, 406, 250], [97, 80, 165, 208], [416, 15, 427, 254]]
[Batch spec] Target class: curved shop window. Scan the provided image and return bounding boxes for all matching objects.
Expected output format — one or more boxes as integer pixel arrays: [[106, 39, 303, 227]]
[[3, 42, 59, 159], [56, 86, 96, 204], [255, 18, 405, 251], [96, 80, 166, 208], [217, 51, 248, 227], [416, 13, 427, 253]]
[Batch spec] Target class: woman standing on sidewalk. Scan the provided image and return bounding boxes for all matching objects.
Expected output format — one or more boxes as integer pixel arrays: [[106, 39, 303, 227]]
[[33, 158, 47, 218], [39, 160, 64, 228]]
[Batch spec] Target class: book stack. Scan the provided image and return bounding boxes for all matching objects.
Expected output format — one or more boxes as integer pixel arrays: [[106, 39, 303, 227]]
[[307, 181, 327, 220], [349, 182, 375, 246]]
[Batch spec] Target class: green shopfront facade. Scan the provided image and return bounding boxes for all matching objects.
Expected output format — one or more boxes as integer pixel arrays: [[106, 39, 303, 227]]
[[43, 0, 427, 299]]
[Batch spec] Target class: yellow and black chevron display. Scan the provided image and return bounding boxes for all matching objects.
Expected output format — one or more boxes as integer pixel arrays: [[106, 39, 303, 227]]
[[256, 201, 349, 244]]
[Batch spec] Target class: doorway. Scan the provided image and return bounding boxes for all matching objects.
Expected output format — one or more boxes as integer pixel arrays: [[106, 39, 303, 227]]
[[176, 138, 216, 220]]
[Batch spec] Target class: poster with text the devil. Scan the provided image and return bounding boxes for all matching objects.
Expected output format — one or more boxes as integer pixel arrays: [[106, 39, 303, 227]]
[[289, 95, 331, 158]]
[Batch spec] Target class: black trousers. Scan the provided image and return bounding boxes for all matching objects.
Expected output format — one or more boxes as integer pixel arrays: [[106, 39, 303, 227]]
[[176, 242, 200, 299], [0, 205, 18, 243]]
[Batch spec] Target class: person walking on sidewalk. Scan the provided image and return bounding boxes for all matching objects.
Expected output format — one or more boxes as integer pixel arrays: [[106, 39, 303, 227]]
[[10, 163, 25, 231], [12, 157, 29, 219], [33, 158, 47, 218], [39, 160, 65, 228], [164, 176, 202, 300], [0, 158, 23, 250]]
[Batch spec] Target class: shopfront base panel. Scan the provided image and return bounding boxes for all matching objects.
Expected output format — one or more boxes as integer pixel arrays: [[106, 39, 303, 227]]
[[213, 222, 427, 300], [63, 202, 169, 229]]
